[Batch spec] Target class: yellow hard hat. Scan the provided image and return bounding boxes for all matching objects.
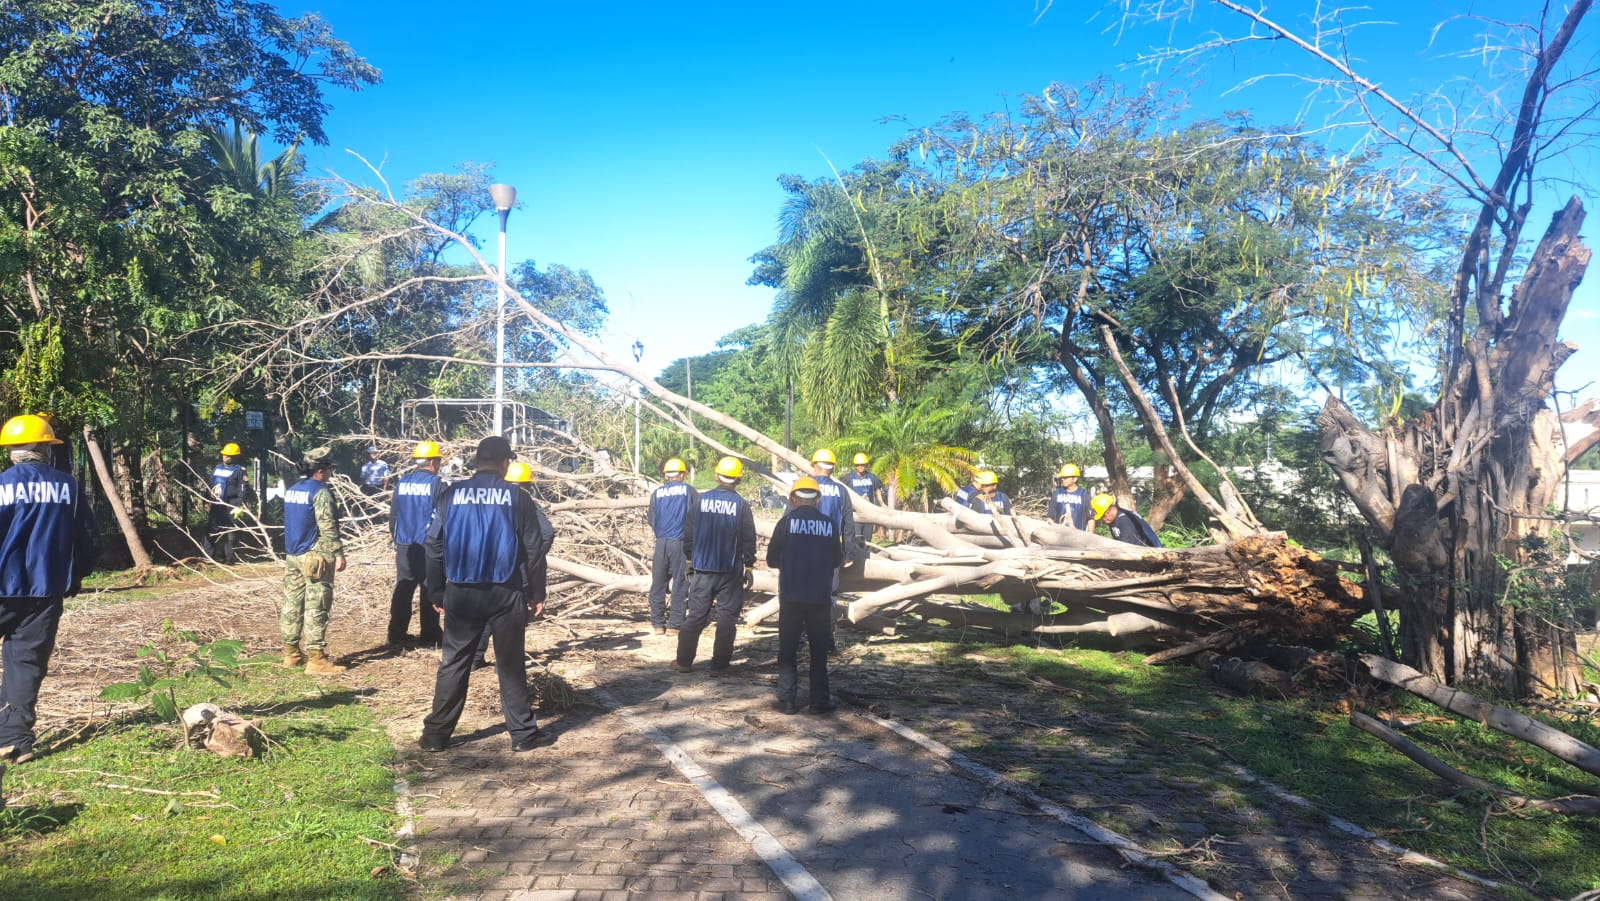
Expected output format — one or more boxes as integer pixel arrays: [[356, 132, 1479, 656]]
[[811, 448, 836, 465], [413, 440, 442, 459], [1056, 463, 1080, 479], [0, 414, 62, 446], [220, 442, 242, 457], [715, 456, 744, 480], [852, 453, 869, 465], [662, 457, 687, 474], [1090, 493, 1116, 519], [975, 470, 998, 487], [505, 461, 534, 483], [789, 476, 820, 499]]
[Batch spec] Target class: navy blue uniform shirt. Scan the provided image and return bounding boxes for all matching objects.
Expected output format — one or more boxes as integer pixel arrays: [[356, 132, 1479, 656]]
[[425, 471, 552, 590], [0, 462, 101, 597], [1109, 509, 1163, 547], [1048, 486, 1092, 529], [210, 463, 246, 504], [968, 491, 1012, 515], [845, 471, 885, 505], [647, 481, 696, 540], [391, 470, 443, 546], [683, 485, 756, 573], [765, 506, 843, 605]]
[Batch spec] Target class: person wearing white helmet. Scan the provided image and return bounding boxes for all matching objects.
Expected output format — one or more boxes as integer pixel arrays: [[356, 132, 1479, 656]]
[[0, 414, 100, 763], [673, 456, 757, 674], [1047, 463, 1092, 531], [388, 440, 447, 648], [205, 441, 252, 564], [646, 457, 697, 635]]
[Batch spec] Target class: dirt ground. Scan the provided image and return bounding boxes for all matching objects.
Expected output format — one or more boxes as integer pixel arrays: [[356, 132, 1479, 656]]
[[30, 548, 1506, 900]]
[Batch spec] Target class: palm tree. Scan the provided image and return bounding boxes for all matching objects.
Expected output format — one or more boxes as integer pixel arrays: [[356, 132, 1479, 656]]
[[202, 122, 298, 198], [842, 398, 978, 512]]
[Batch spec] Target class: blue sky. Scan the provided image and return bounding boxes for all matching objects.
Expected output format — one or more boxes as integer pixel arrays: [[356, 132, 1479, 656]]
[[283, 1, 1598, 402]]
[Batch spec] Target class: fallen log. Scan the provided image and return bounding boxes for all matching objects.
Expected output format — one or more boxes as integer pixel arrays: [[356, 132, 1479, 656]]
[[1361, 654, 1600, 777], [1351, 712, 1600, 815]]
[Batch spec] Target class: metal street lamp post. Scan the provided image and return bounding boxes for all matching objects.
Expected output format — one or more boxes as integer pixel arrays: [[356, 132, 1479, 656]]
[[631, 340, 644, 473], [490, 183, 517, 437]]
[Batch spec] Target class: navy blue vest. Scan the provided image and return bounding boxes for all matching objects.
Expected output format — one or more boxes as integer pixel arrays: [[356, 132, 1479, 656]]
[[648, 481, 694, 540], [689, 487, 748, 572], [0, 463, 86, 597], [282, 478, 328, 556], [441, 473, 519, 584], [392, 471, 442, 546], [210, 463, 245, 504], [815, 475, 849, 530]]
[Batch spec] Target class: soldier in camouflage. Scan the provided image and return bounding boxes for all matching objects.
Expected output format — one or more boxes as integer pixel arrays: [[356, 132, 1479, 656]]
[[281, 447, 348, 675]]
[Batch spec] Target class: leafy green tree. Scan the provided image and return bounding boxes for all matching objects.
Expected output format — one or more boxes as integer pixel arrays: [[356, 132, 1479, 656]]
[[0, 0, 377, 558]]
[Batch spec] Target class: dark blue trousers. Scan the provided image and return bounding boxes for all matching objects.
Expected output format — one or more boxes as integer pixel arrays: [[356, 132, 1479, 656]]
[[675, 570, 743, 668], [777, 602, 832, 708], [388, 544, 441, 645], [423, 583, 538, 747], [648, 537, 688, 629], [0, 596, 64, 755]]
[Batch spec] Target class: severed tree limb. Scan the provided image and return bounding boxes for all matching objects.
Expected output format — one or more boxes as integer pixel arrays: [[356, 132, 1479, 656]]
[[1362, 655, 1600, 777], [1351, 712, 1600, 815]]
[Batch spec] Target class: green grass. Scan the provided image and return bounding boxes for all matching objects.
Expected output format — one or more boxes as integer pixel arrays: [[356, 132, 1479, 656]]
[[859, 638, 1600, 899], [0, 661, 408, 901]]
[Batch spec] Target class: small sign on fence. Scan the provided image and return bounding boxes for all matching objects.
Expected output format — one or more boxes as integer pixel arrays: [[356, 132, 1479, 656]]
[[244, 411, 265, 430]]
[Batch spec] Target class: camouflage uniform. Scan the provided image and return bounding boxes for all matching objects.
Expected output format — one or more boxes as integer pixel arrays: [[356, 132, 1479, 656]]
[[282, 483, 345, 652]]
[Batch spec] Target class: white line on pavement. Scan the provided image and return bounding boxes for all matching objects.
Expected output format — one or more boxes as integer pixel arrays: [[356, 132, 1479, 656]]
[[595, 688, 833, 901], [859, 709, 1231, 901]]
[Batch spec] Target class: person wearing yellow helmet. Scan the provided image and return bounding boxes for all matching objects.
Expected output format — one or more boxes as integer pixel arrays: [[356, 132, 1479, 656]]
[[673, 456, 756, 674], [387, 439, 447, 649], [845, 453, 885, 543], [647, 457, 698, 635], [809, 448, 861, 556], [1047, 463, 1092, 531], [968, 470, 1012, 515], [766, 476, 844, 715], [205, 441, 253, 564], [1091, 493, 1163, 547], [0, 414, 100, 763]]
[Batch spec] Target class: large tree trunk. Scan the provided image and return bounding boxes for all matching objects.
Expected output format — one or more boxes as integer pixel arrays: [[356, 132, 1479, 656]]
[[1320, 200, 1596, 696]]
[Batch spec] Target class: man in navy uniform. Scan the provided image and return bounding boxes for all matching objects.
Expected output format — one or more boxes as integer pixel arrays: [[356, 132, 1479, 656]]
[[0, 414, 100, 762], [1091, 493, 1163, 547], [281, 447, 348, 675], [767, 477, 843, 715], [968, 470, 1012, 515], [953, 474, 979, 508], [844, 453, 885, 544], [421, 436, 553, 753], [360, 445, 390, 497], [1047, 463, 1093, 531], [646, 457, 696, 635], [388, 440, 446, 648], [469, 460, 554, 670], [673, 456, 756, 674], [205, 441, 251, 564]]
